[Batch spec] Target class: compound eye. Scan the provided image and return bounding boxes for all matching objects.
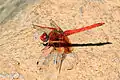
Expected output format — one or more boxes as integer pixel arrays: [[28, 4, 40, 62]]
[[40, 32, 49, 42]]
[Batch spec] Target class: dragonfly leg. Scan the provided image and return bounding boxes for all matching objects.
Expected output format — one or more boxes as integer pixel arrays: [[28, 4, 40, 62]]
[[58, 54, 66, 73]]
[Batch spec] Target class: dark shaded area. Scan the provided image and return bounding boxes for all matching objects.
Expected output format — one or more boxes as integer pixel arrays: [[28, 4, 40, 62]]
[[43, 42, 112, 47]]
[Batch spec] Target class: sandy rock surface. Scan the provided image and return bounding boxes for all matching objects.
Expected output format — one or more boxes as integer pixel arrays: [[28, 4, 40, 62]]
[[0, 0, 120, 80]]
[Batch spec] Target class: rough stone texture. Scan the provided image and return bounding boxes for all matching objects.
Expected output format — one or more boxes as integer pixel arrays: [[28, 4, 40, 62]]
[[0, 0, 38, 24], [0, 0, 120, 80]]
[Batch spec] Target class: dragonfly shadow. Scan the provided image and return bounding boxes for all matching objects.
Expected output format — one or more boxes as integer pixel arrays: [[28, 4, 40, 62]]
[[43, 42, 112, 47], [70, 42, 112, 47], [41, 42, 112, 73]]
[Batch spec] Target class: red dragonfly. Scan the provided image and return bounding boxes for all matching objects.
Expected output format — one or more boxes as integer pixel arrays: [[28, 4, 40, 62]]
[[33, 19, 105, 72]]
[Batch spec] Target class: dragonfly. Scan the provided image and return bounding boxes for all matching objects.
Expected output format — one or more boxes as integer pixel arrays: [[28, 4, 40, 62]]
[[33, 19, 105, 73]]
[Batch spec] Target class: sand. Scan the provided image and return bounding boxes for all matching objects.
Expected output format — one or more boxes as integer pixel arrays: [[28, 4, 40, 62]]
[[0, 0, 120, 80]]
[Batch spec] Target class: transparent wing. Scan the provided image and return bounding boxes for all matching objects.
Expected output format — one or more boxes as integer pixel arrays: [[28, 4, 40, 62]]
[[32, 24, 55, 35], [32, 19, 61, 40], [49, 19, 63, 31]]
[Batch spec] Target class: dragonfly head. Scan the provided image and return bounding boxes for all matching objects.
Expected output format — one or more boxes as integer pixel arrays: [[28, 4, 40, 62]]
[[40, 32, 49, 42]]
